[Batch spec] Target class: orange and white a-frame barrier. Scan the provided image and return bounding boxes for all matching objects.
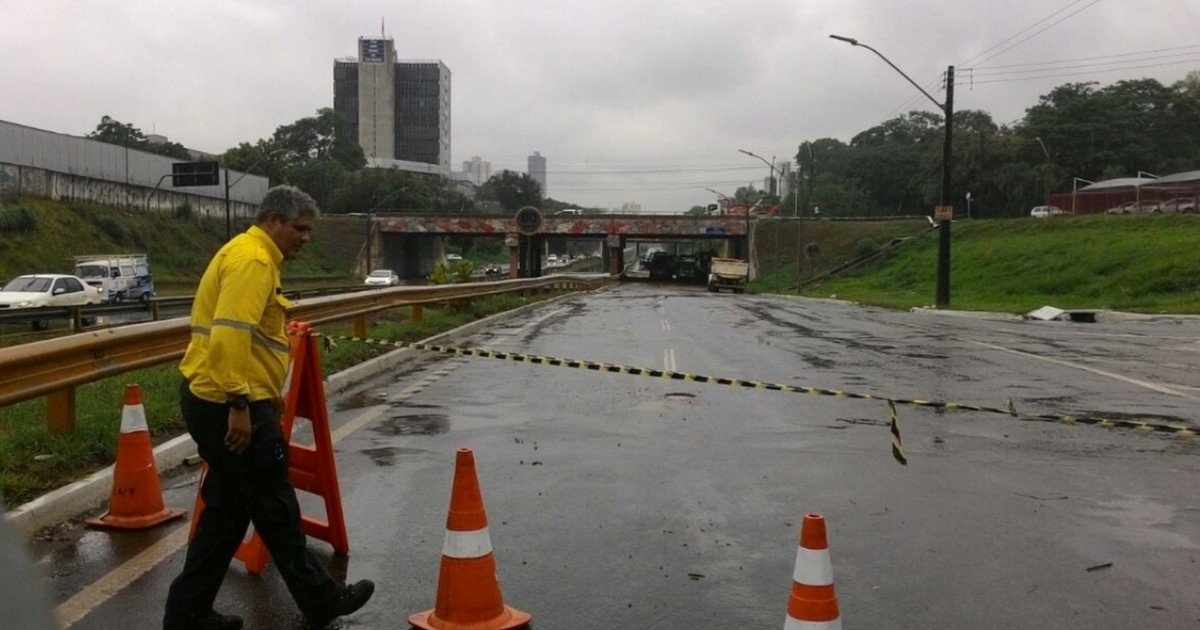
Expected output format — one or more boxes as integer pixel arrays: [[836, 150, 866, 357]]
[[188, 321, 349, 575], [784, 513, 842, 630]]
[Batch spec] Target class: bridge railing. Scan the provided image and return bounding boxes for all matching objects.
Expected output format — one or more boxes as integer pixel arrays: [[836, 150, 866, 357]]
[[0, 274, 611, 434]]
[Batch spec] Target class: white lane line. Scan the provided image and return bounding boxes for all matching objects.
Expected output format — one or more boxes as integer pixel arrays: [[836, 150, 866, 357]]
[[663, 348, 676, 372], [971, 340, 1200, 401], [57, 362, 465, 627], [661, 318, 671, 331], [55, 527, 189, 628]]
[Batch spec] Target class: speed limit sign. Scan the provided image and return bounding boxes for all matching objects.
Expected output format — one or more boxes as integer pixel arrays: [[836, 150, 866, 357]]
[[515, 206, 543, 236]]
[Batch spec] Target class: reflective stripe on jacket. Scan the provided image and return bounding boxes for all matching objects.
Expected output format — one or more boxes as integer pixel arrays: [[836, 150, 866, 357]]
[[180, 225, 293, 403]]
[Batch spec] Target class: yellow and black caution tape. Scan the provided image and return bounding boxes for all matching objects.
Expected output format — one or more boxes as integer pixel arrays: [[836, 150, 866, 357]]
[[888, 400, 907, 466], [308, 331, 1198, 464]]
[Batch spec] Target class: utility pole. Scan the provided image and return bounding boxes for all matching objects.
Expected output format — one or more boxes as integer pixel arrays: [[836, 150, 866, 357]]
[[830, 34, 955, 308], [936, 65, 954, 308]]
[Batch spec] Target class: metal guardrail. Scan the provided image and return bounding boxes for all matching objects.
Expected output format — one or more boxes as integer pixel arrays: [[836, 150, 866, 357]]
[[0, 275, 611, 434]]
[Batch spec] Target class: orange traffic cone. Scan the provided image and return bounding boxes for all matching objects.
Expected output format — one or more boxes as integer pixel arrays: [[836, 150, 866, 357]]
[[783, 513, 842, 630], [409, 448, 531, 630], [86, 384, 186, 530]]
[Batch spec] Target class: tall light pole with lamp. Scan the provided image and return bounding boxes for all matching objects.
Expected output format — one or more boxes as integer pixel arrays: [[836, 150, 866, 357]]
[[830, 34, 955, 308], [224, 148, 288, 241], [737, 149, 786, 264]]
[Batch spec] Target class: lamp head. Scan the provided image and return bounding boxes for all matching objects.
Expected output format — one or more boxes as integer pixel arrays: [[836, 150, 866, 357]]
[[829, 34, 859, 46]]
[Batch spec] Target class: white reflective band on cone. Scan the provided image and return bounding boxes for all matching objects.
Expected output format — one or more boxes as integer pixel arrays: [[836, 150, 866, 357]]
[[442, 527, 493, 559], [793, 547, 834, 586], [120, 405, 149, 433], [784, 616, 842, 630]]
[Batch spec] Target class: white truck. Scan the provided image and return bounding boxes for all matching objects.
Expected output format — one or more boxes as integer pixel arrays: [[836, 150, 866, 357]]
[[707, 257, 749, 294], [71, 254, 156, 303]]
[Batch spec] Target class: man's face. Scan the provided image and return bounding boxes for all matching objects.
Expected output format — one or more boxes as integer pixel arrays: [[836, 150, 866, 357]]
[[263, 213, 314, 261]]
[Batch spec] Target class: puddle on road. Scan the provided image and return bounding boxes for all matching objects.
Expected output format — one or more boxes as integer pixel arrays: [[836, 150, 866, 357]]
[[1082, 496, 1198, 550], [360, 446, 428, 466], [373, 413, 450, 436], [336, 390, 374, 411]]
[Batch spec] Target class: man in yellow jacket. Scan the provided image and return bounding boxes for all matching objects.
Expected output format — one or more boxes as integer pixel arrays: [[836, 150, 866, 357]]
[[164, 186, 374, 630]]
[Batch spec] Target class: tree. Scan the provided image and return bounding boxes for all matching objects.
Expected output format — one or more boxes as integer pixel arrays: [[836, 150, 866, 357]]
[[219, 142, 288, 186], [86, 115, 191, 160], [480, 170, 542, 212], [270, 108, 365, 171]]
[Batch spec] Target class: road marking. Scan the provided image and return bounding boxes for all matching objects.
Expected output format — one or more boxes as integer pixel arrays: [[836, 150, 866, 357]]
[[971, 340, 1200, 401], [663, 348, 676, 372], [661, 318, 670, 331], [55, 527, 188, 627], [55, 362, 464, 627]]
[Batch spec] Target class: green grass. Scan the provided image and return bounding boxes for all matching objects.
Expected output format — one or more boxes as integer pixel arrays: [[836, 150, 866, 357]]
[[0, 196, 349, 284], [754, 214, 1200, 313]]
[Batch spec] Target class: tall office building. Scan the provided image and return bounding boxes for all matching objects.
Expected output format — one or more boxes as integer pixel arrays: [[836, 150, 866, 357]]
[[527, 151, 547, 194], [333, 37, 452, 172]]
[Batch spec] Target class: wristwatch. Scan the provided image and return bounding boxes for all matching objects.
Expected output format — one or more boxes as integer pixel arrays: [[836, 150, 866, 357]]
[[226, 394, 250, 410]]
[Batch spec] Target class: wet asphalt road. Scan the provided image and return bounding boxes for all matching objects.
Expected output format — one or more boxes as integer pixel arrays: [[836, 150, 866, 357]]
[[32, 283, 1200, 629]]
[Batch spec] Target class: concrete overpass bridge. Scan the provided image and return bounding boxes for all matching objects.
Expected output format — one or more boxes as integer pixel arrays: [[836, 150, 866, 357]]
[[366, 211, 752, 279]]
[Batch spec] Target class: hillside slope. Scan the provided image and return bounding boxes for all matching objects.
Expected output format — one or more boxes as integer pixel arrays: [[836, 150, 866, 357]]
[[0, 197, 352, 286]]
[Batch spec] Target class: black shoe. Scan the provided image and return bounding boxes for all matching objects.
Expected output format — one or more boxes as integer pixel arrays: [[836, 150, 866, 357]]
[[163, 610, 243, 630], [305, 580, 376, 629]]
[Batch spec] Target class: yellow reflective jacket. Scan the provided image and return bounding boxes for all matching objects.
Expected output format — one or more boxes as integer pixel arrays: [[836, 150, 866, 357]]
[[180, 225, 293, 404]]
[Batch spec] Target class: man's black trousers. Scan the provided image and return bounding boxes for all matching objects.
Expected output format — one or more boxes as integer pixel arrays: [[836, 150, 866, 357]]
[[164, 380, 339, 623]]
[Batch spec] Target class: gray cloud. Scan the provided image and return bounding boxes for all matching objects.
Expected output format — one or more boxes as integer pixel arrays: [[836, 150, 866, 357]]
[[1, 0, 1195, 211]]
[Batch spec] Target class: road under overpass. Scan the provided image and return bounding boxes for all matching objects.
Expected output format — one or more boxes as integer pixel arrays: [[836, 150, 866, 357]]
[[368, 211, 753, 279]]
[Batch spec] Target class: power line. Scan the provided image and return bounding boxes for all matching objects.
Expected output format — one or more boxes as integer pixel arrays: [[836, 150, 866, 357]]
[[958, 0, 1100, 68], [967, 0, 1104, 68], [972, 43, 1200, 71], [966, 56, 1200, 85]]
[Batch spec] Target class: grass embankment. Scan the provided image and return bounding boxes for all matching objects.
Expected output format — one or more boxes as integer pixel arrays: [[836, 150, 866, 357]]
[[753, 214, 1200, 313], [0, 292, 563, 507], [0, 197, 350, 284]]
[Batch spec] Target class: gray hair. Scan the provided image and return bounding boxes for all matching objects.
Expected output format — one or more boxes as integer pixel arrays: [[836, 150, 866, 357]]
[[254, 185, 321, 223]]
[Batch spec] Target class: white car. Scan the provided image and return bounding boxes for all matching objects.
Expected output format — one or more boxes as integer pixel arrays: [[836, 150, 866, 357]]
[[0, 273, 105, 329], [1157, 197, 1197, 214], [446, 253, 463, 262], [1030, 205, 1065, 218], [364, 269, 400, 287]]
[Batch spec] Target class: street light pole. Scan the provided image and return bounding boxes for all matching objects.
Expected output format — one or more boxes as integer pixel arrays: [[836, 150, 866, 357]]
[[830, 34, 954, 308], [224, 148, 287, 241], [738, 149, 787, 264]]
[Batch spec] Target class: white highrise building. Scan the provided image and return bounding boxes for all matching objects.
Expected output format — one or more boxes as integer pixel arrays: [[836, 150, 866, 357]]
[[462, 156, 491, 186]]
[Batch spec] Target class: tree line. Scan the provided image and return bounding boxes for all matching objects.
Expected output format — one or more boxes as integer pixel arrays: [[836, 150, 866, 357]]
[[785, 72, 1200, 219]]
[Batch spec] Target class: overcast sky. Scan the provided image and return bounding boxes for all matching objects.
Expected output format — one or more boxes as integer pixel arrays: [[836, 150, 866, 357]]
[[2, 0, 1197, 212]]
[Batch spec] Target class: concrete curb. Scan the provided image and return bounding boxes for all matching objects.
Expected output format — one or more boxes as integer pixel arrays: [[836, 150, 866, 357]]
[[5, 287, 598, 537]]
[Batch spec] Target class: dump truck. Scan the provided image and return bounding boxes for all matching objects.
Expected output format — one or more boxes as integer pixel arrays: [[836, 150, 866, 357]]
[[707, 257, 749, 293]]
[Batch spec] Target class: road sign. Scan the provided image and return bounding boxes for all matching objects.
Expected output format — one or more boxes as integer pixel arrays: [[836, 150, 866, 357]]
[[934, 205, 953, 222], [514, 206, 543, 236], [171, 161, 220, 187], [705, 226, 727, 235]]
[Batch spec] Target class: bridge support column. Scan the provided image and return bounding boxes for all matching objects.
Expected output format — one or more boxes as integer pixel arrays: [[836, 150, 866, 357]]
[[606, 234, 624, 276]]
